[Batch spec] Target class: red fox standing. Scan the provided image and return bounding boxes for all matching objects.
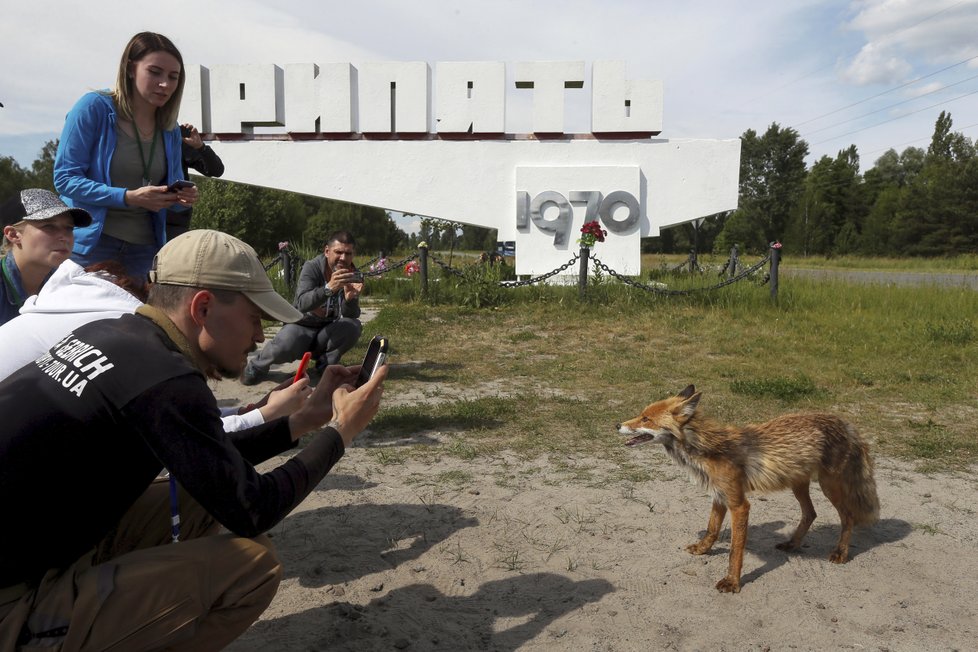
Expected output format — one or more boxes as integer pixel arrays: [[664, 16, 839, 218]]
[[616, 385, 880, 593]]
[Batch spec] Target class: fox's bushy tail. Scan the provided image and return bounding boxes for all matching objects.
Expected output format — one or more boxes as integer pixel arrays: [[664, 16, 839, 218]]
[[844, 429, 880, 525]]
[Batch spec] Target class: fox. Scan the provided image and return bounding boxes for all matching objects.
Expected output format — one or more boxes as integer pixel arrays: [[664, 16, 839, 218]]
[[616, 385, 880, 593]]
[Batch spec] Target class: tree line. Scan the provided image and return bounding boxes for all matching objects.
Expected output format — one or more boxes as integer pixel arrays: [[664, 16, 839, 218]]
[[660, 111, 977, 257], [3, 110, 975, 259]]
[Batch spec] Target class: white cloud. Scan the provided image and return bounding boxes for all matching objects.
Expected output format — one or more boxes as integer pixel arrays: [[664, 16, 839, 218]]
[[842, 0, 978, 82], [842, 43, 913, 85], [2, 0, 976, 170]]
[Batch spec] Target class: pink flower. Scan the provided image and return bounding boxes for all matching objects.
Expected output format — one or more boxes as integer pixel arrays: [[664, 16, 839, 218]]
[[404, 260, 420, 276]]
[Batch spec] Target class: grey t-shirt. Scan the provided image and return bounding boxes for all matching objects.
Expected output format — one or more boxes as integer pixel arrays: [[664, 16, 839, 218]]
[[102, 126, 165, 245]]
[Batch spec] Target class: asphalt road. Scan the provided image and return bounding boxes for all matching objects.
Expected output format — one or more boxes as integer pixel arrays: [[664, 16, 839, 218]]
[[782, 267, 978, 290]]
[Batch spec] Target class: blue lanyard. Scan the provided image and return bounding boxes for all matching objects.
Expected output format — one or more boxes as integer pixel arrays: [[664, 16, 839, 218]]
[[168, 473, 181, 543], [1, 256, 24, 308]]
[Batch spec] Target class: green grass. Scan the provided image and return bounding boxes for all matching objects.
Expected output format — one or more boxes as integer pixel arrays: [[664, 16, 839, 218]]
[[276, 252, 978, 474]]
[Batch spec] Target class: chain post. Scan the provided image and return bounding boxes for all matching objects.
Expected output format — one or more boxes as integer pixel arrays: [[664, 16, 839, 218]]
[[281, 248, 293, 291], [769, 242, 781, 302], [729, 244, 739, 280], [418, 244, 429, 300], [578, 247, 590, 300]]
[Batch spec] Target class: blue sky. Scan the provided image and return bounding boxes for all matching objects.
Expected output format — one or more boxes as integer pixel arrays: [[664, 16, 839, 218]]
[[2, 0, 976, 232]]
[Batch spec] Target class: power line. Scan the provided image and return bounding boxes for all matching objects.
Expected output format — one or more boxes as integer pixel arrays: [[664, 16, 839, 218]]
[[792, 54, 978, 129], [801, 72, 978, 137], [810, 88, 978, 146], [862, 120, 978, 157], [746, 1, 967, 106]]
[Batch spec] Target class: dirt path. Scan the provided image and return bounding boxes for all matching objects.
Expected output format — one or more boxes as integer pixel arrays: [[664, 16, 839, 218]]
[[213, 342, 978, 651]]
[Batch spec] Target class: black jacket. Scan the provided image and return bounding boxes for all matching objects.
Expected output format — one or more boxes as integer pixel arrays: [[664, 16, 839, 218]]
[[0, 309, 344, 586]]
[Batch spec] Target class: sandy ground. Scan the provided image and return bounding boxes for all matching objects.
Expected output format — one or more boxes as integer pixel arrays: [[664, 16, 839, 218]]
[[213, 321, 978, 652]]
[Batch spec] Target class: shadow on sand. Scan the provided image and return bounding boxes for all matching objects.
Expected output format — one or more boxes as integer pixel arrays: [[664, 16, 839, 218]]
[[232, 573, 613, 651], [689, 517, 913, 589]]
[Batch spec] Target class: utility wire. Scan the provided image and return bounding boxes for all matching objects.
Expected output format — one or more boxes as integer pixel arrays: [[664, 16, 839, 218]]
[[792, 54, 978, 128], [810, 88, 978, 146], [863, 120, 978, 156], [747, 1, 967, 106], [801, 72, 978, 137]]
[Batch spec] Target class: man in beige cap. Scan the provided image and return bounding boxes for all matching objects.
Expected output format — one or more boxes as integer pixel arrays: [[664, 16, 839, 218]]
[[0, 229, 387, 651]]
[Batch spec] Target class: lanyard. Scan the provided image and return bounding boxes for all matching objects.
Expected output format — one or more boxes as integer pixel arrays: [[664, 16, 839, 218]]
[[1, 256, 24, 308], [169, 473, 181, 543], [134, 123, 159, 186]]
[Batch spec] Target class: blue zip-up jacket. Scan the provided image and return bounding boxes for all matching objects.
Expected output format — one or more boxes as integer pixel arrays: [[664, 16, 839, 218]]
[[54, 92, 186, 256]]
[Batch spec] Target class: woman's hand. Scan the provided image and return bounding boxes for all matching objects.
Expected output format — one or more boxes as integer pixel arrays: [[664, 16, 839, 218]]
[[181, 123, 203, 150], [175, 184, 198, 206], [125, 184, 198, 210], [124, 185, 178, 211], [258, 377, 311, 422]]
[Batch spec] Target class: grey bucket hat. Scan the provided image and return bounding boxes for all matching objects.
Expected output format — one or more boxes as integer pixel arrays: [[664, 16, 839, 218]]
[[0, 188, 92, 228]]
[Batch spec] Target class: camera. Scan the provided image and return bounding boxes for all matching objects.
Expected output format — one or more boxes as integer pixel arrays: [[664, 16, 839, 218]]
[[350, 271, 364, 283], [180, 125, 192, 138]]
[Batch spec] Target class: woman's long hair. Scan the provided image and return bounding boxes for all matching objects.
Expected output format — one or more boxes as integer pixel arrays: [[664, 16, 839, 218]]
[[112, 32, 186, 129]]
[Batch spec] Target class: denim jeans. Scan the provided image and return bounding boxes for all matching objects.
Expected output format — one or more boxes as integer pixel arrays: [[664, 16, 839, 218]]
[[71, 233, 160, 282]]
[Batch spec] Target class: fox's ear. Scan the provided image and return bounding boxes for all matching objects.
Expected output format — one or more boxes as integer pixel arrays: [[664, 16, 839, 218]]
[[677, 384, 696, 399], [678, 392, 701, 418]]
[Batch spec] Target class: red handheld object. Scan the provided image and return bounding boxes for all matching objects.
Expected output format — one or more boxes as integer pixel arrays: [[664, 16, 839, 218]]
[[293, 352, 312, 383]]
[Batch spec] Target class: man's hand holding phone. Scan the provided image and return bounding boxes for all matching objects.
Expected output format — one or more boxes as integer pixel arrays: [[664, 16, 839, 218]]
[[330, 363, 387, 447], [327, 263, 364, 302], [287, 361, 386, 446]]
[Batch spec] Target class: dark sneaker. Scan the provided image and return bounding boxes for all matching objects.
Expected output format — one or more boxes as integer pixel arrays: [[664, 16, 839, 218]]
[[240, 361, 264, 386]]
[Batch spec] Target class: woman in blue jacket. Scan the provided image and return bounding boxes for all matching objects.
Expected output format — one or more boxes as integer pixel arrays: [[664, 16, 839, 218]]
[[54, 32, 198, 279]]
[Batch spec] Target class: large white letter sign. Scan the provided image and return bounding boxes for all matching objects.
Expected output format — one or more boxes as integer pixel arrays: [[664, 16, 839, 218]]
[[358, 62, 430, 134], [435, 62, 506, 135], [513, 61, 585, 134], [591, 60, 663, 135], [209, 64, 284, 134], [283, 63, 358, 133], [182, 60, 741, 278]]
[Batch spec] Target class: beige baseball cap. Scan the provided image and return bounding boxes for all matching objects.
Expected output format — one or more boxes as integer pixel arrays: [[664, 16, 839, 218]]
[[149, 229, 302, 323]]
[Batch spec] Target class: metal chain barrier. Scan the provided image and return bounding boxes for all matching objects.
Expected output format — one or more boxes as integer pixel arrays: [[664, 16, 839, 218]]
[[426, 250, 584, 287], [360, 253, 420, 279], [498, 254, 581, 287], [589, 251, 772, 296], [421, 249, 770, 294], [269, 245, 772, 298], [427, 252, 467, 278]]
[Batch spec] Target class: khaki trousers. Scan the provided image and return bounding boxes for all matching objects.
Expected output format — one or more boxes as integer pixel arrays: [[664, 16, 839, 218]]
[[0, 478, 282, 651]]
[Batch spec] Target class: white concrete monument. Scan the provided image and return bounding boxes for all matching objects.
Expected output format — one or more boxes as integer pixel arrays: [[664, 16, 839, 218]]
[[180, 60, 739, 276]]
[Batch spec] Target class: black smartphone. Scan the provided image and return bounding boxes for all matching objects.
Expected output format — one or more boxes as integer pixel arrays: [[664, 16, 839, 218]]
[[180, 125, 192, 138], [167, 180, 196, 193], [355, 336, 388, 387], [350, 270, 364, 283]]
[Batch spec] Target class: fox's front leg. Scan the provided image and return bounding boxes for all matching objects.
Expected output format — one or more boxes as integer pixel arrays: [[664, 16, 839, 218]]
[[715, 497, 750, 593], [686, 500, 727, 555]]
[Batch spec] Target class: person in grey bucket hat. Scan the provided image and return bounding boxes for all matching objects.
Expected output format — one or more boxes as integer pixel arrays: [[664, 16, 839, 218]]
[[0, 188, 92, 326]]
